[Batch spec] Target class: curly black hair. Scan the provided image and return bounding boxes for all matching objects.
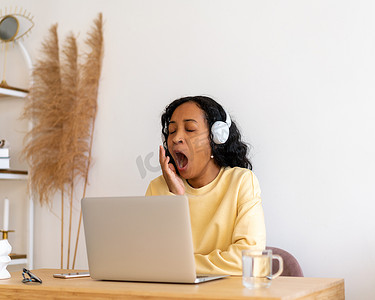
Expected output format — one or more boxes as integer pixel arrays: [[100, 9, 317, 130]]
[[161, 96, 252, 170]]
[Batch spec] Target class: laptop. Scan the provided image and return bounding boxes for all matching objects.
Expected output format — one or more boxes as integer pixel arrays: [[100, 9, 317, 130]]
[[82, 195, 228, 283]]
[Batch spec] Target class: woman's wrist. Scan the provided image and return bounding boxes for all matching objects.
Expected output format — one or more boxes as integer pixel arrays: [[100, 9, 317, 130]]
[[167, 182, 185, 195]]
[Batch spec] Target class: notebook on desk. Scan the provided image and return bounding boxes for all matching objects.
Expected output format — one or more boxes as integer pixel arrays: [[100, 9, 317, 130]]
[[82, 195, 228, 284]]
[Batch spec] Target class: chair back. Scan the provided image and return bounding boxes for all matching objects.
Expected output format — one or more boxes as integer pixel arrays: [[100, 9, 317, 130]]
[[266, 246, 304, 277]]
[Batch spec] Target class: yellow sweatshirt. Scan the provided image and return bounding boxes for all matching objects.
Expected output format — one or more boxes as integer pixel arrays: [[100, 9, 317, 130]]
[[145, 166, 266, 275]]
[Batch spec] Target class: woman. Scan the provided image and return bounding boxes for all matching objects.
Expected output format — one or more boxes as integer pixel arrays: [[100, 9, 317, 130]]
[[146, 96, 266, 275]]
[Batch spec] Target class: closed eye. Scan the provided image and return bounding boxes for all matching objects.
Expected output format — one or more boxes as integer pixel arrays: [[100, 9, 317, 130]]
[[168, 129, 194, 135]]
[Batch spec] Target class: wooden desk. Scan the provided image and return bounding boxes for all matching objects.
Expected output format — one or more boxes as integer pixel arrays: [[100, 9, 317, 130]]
[[0, 269, 344, 300]]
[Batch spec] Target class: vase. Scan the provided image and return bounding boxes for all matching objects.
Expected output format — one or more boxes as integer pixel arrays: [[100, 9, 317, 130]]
[[0, 239, 12, 279]]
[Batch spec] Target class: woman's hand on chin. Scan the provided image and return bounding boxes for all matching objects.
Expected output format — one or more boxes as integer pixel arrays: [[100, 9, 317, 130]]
[[159, 145, 185, 195]]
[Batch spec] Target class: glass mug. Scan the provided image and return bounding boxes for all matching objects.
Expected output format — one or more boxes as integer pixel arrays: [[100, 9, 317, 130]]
[[242, 249, 283, 289]]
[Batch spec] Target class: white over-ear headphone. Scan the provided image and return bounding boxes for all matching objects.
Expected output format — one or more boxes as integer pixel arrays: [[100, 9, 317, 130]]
[[211, 109, 231, 144]]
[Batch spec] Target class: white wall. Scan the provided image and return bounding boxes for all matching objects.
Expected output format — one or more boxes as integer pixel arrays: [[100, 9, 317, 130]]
[[2, 0, 375, 298]]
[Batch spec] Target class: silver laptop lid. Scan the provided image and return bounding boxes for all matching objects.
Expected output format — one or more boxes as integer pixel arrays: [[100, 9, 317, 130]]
[[82, 195, 197, 283]]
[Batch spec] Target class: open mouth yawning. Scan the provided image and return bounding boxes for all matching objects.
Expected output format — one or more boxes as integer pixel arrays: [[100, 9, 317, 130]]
[[175, 151, 188, 170]]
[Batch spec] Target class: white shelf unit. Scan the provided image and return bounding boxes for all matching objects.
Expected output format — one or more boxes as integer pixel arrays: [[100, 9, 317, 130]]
[[0, 88, 34, 269], [9, 258, 27, 266], [0, 40, 34, 269], [0, 87, 28, 98], [0, 171, 27, 180]]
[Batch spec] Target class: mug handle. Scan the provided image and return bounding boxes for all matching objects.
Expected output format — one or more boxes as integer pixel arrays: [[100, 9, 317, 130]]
[[270, 254, 283, 279]]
